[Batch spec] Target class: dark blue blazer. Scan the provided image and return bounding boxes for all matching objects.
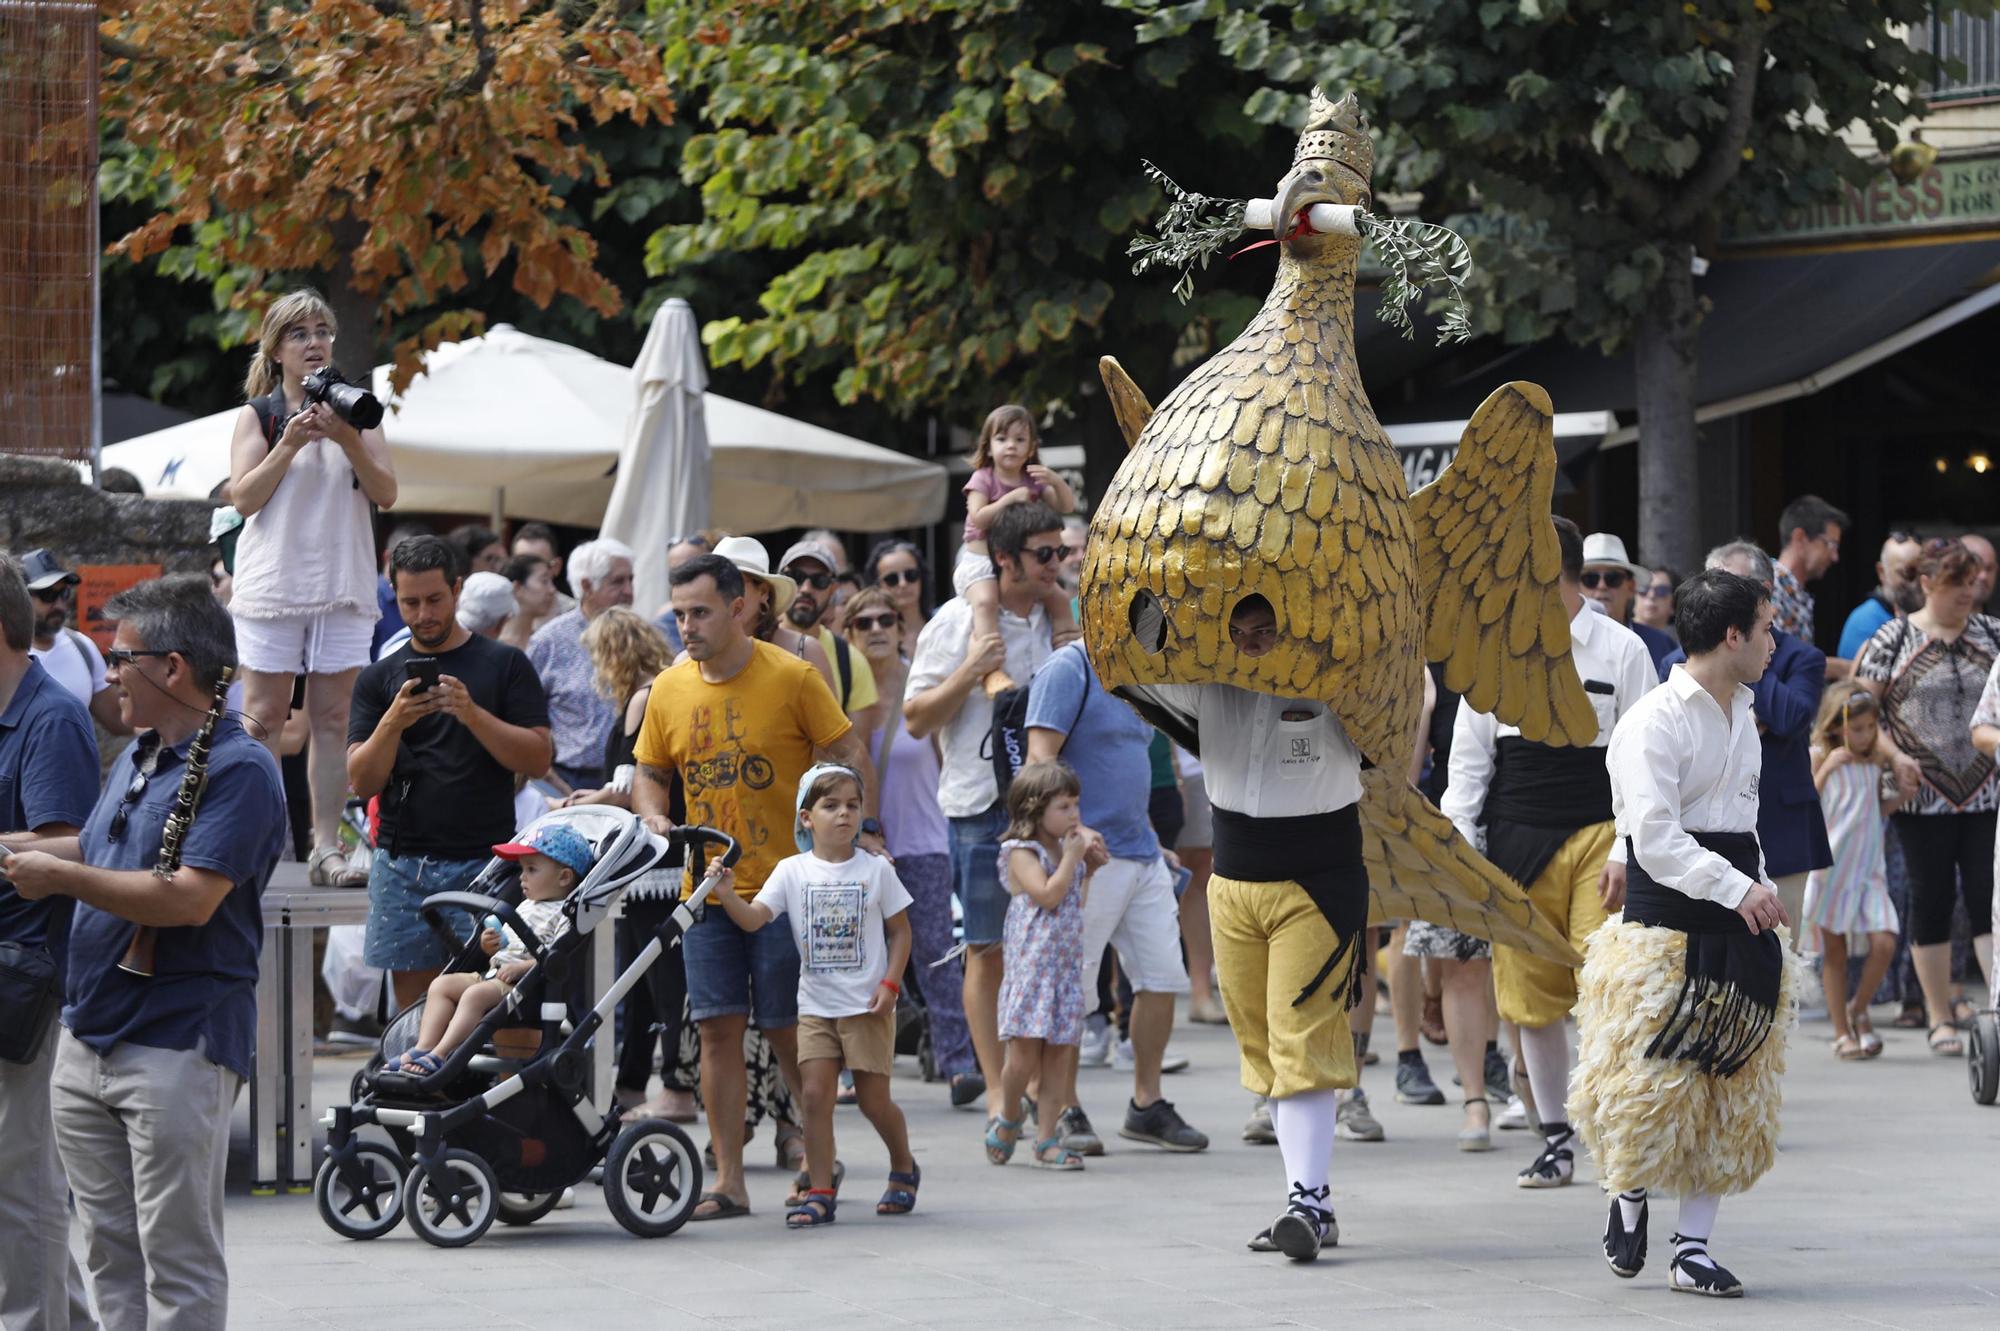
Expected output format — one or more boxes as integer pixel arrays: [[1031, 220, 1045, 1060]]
[[1633, 621, 1677, 676], [1659, 628, 1832, 878]]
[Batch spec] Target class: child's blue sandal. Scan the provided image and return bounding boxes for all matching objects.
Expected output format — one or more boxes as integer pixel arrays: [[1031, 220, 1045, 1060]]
[[787, 1189, 837, 1229], [984, 1115, 1022, 1165], [1032, 1137, 1084, 1171], [877, 1164, 920, 1215], [398, 1049, 443, 1076]]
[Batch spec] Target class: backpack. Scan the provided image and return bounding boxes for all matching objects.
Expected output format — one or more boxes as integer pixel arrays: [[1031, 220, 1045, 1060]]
[[982, 642, 1088, 796]]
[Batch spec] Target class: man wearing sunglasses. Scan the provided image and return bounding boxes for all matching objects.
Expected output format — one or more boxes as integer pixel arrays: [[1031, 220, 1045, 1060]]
[[781, 539, 878, 721], [5, 574, 287, 1328], [19, 548, 131, 735], [0, 555, 102, 1331], [1581, 533, 1675, 674]]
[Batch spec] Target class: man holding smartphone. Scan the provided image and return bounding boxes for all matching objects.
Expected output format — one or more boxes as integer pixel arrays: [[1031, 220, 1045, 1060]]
[[348, 535, 553, 1007]]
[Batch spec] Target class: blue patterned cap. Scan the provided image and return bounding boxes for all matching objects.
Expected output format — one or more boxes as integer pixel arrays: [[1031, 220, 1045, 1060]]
[[493, 824, 595, 878], [794, 763, 863, 851]]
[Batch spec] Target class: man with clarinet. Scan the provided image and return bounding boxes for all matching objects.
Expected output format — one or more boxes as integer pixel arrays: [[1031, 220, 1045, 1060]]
[[6, 574, 286, 1330]]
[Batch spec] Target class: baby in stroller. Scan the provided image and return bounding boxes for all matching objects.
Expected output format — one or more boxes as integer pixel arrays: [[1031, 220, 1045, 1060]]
[[396, 824, 590, 1075]]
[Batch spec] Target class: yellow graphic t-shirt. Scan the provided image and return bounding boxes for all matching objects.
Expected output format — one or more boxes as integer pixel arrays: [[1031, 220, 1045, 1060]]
[[634, 640, 852, 896]]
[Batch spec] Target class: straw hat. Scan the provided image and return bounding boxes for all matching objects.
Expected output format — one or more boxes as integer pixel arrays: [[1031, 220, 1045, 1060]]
[[1580, 533, 1648, 581], [713, 535, 796, 615]]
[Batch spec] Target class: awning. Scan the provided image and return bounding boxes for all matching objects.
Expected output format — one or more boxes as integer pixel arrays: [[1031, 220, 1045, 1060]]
[[1372, 237, 2000, 448]]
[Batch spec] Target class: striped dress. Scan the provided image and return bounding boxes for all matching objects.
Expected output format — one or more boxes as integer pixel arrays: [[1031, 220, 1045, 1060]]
[[1801, 757, 1898, 940]]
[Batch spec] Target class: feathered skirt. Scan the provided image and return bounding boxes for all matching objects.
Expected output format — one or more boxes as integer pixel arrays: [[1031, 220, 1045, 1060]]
[[1570, 918, 1800, 1198]]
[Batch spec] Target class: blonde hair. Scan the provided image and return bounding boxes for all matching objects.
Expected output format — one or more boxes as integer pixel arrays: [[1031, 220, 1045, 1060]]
[[243, 288, 338, 400], [1811, 681, 1881, 757], [838, 585, 900, 637], [583, 606, 672, 705], [1004, 760, 1081, 843], [971, 403, 1039, 473]]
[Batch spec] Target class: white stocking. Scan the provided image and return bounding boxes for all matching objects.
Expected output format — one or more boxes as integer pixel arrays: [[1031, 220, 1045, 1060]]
[[1517, 1021, 1571, 1128], [1269, 1087, 1338, 1210], [1676, 1191, 1721, 1255]]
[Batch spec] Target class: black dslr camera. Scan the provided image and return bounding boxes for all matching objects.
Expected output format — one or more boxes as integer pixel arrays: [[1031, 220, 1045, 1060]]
[[298, 365, 384, 430]]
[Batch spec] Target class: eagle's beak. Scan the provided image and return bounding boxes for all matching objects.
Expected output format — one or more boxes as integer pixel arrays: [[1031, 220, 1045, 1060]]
[[1275, 164, 1332, 249]]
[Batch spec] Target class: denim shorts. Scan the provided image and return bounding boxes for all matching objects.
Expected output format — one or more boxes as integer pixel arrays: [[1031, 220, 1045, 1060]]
[[683, 902, 802, 1028], [364, 851, 485, 971], [949, 802, 1010, 948]]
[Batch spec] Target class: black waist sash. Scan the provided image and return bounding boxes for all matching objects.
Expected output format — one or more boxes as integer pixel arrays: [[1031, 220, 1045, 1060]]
[[1481, 738, 1613, 887], [1212, 804, 1368, 1009], [1624, 831, 1781, 1077]]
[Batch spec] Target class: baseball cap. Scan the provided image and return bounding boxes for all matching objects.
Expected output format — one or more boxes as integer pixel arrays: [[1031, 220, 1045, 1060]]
[[17, 549, 78, 593], [493, 824, 595, 878], [793, 762, 863, 851], [456, 571, 516, 634], [779, 539, 839, 576]]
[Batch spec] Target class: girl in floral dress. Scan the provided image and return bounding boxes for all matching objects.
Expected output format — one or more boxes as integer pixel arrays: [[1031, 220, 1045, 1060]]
[[984, 761, 1106, 1170]]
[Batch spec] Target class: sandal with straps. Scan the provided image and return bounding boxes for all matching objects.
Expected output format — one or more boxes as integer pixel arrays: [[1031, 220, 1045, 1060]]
[[1517, 1128, 1575, 1188], [984, 1115, 1022, 1165], [1668, 1236, 1743, 1297], [1848, 1006, 1884, 1057], [877, 1164, 920, 1215], [1031, 1136, 1084, 1171], [1831, 1033, 1870, 1062], [1929, 1023, 1965, 1057], [786, 1189, 837, 1229]]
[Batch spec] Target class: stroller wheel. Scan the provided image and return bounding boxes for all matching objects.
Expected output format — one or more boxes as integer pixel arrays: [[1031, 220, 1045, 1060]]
[[1970, 1010, 2000, 1106], [496, 1191, 564, 1226], [603, 1118, 701, 1238], [404, 1148, 500, 1248], [314, 1141, 406, 1241]]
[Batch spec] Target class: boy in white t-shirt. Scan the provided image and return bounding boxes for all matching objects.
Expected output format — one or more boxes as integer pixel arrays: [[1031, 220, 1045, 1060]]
[[711, 763, 917, 1228]]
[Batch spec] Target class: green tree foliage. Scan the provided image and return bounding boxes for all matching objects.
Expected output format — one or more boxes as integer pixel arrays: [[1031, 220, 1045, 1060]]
[[646, 0, 1295, 444], [1116, 0, 1975, 567]]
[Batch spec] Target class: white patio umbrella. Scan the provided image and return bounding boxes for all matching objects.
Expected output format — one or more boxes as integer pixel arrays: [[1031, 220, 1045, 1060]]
[[102, 325, 947, 533], [600, 298, 710, 620]]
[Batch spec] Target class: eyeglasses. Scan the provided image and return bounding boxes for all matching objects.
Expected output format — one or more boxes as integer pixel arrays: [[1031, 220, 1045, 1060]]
[[30, 584, 73, 603], [105, 648, 178, 668], [876, 569, 921, 588], [1813, 532, 1840, 554], [1058, 545, 1083, 562], [1021, 544, 1065, 566], [281, 326, 335, 346], [1580, 569, 1630, 590], [1639, 583, 1674, 599], [107, 769, 151, 843], [848, 612, 899, 632], [785, 567, 834, 590]]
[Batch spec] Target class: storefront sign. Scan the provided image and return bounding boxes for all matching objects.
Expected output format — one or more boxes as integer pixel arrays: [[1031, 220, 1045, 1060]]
[[1730, 156, 2000, 245], [75, 564, 162, 650]]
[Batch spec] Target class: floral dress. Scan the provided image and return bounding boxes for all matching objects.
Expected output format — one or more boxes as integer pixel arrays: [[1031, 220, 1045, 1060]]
[[996, 839, 1085, 1044]]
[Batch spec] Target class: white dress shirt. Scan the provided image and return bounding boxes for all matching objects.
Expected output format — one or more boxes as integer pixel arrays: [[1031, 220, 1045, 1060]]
[[1607, 664, 1768, 909], [904, 596, 1051, 818], [1442, 604, 1658, 850], [1126, 683, 1363, 818]]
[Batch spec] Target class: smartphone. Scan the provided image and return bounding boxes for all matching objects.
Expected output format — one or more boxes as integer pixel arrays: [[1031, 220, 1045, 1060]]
[[1171, 863, 1193, 899], [404, 656, 442, 694]]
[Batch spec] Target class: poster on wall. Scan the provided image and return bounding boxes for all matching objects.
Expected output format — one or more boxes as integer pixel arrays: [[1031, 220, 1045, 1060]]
[[76, 565, 162, 651]]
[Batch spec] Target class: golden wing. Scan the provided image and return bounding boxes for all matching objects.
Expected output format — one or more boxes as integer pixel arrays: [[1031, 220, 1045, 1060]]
[[1098, 356, 1155, 450], [1357, 768, 1582, 965], [1411, 381, 1596, 746]]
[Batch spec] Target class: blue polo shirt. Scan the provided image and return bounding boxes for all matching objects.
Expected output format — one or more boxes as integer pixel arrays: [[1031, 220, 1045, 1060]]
[[1024, 643, 1160, 861], [1, 660, 101, 983], [1838, 596, 1894, 662], [64, 716, 286, 1079]]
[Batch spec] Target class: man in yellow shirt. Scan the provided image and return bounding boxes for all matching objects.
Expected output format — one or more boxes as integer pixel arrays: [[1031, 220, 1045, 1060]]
[[634, 553, 877, 1223]]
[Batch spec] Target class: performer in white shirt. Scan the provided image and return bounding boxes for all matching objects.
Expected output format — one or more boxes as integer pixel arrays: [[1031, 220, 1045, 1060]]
[[1571, 568, 1799, 1298], [1442, 518, 1656, 1189], [1124, 596, 1365, 1263]]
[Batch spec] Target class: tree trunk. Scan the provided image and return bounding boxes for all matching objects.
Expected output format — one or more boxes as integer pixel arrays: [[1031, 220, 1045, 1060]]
[[1632, 243, 1701, 574], [322, 214, 378, 384]]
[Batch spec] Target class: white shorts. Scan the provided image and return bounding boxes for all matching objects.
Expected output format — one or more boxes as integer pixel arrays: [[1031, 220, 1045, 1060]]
[[1079, 855, 1190, 996], [951, 546, 997, 598], [234, 607, 377, 675], [1177, 769, 1213, 850]]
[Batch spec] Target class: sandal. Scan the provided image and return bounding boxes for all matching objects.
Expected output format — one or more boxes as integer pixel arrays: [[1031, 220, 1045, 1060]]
[[774, 1121, 806, 1171], [786, 1189, 836, 1229], [784, 1159, 844, 1208], [1420, 994, 1447, 1047], [836, 1070, 858, 1106], [984, 1114, 1022, 1165], [877, 1164, 920, 1215], [1928, 1023, 1964, 1057], [1032, 1136, 1084, 1171], [1847, 1008, 1883, 1057], [1892, 1005, 1926, 1029], [397, 1049, 443, 1075], [690, 1191, 752, 1222], [1831, 1034, 1869, 1062], [1951, 996, 1978, 1029]]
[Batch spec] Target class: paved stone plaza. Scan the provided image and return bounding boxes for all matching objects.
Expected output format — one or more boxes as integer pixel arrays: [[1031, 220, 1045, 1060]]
[[211, 1001, 1995, 1331]]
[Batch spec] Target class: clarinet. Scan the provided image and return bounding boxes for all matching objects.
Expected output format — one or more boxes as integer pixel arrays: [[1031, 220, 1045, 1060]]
[[118, 669, 234, 978]]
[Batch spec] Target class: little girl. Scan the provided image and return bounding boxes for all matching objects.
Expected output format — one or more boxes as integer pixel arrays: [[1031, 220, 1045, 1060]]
[[397, 824, 589, 1073], [959, 404, 1080, 693], [984, 761, 1106, 1170], [1803, 683, 1904, 1061], [711, 764, 918, 1227]]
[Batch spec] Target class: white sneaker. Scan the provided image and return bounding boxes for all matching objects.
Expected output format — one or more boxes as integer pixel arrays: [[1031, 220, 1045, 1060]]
[[1113, 1038, 1188, 1073], [1113, 1037, 1134, 1070], [1496, 1094, 1532, 1131], [1079, 1015, 1112, 1067]]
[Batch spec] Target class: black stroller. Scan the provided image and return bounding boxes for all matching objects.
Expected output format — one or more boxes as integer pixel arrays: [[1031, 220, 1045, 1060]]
[[312, 807, 738, 1247]]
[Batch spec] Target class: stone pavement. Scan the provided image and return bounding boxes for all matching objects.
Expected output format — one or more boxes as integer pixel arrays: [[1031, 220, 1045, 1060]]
[[206, 1001, 1995, 1331]]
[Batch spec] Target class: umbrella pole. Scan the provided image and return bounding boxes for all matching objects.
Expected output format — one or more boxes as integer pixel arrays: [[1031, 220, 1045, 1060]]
[[491, 487, 504, 532]]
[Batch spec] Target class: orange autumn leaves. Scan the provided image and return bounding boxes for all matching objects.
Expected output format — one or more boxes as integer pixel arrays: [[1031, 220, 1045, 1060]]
[[100, 0, 673, 390]]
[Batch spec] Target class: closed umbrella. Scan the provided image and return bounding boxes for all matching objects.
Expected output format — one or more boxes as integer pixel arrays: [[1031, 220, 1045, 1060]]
[[601, 298, 710, 621]]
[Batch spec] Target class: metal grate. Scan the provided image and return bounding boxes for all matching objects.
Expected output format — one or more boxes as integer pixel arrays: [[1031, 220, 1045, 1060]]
[[1919, 12, 2000, 104], [0, 1, 99, 464]]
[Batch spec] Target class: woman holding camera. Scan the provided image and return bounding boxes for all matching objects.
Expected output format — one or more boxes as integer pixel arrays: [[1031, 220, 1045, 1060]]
[[229, 288, 398, 886]]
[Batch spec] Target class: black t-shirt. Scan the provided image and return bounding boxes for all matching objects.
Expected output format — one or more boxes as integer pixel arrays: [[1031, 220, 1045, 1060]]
[[349, 634, 550, 859]]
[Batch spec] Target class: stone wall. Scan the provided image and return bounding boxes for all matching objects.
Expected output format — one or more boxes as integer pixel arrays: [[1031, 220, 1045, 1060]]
[[0, 453, 215, 572]]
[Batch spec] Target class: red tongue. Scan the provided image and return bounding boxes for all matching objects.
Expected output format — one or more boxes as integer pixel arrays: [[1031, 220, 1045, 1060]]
[[1231, 210, 1316, 260]]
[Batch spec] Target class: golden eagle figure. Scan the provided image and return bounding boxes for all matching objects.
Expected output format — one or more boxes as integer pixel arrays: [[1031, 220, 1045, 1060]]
[[1083, 90, 1596, 964]]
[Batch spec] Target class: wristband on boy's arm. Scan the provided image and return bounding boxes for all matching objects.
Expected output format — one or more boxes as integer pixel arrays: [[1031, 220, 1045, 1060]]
[[879, 978, 900, 995]]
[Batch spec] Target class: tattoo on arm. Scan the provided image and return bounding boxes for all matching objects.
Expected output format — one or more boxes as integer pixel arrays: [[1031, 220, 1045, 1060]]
[[638, 763, 673, 787]]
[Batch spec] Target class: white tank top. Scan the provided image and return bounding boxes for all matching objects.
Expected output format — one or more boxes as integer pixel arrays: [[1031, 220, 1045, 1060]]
[[229, 398, 380, 622]]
